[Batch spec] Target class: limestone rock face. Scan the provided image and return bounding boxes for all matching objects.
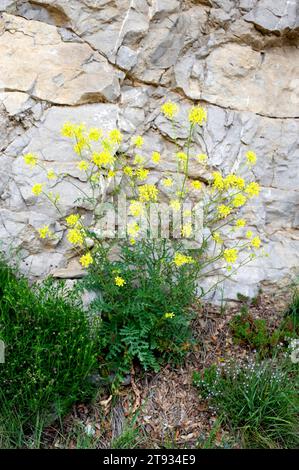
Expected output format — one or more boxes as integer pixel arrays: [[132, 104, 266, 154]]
[[0, 0, 298, 300], [0, 13, 121, 105]]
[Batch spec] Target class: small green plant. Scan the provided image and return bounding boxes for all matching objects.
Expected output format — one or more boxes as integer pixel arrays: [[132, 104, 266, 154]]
[[284, 288, 299, 331], [230, 306, 272, 353], [230, 302, 299, 356], [0, 257, 100, 445], [193, 357, 299, 448], [81, 239, 197, 387]]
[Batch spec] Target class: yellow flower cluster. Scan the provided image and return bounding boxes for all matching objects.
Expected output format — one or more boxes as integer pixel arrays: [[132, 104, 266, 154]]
[[181, 222, 192, 238], [173, 253, 194, 267], [217, 204, 231, 218], [212, 232, 223, 244], [24, 153, 37, 167], [38, 225, 52, 239], [92, 151, 114, 167], [109, 129, 123, 145], [161, 101, 179, 119], [223, 248, 238, 264], [196, 153, 208, 163], [115, 276, 126, 287], [127, 221, 140, 237], [188, 106, 207, 126], [232, 194, 246, 208], [246, 150, 257, 165], [164, 312, 175, 319], [80, 252, 93, 268], [32, 183, 43, 196], [162, 177, 173, 187], [67, 228, 83, 245], [138, 184, 159, 202], [66, 214, 80, 226], [129, 200, 144, 217], [245, 182, 260, 198], [152, 152, 161, 164], [235, 218, 246, 228], [170, 199, 181, 211], [131, 135, 144, 148], [77, 160, 89, 171]]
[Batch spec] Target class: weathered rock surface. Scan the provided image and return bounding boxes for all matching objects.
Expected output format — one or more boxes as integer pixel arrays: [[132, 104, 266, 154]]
[[0, 0, 298, 300]]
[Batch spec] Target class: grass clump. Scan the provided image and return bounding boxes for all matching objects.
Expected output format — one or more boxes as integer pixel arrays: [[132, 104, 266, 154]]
[[0, 258, 100, 447], [193, 357, 299, 448]]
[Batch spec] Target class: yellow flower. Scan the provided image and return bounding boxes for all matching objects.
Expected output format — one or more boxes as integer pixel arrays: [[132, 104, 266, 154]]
[[109, 129, 123, 144], [67, 228, 83, 245], [246, 150, 257, 165], [246, 230, 253, 239], [162, 177, 173, 187], [217, 204, 231, 218], [80, 252, 93, 268], [88, 128, 102, 141], [73, 123, 86, 139], [236, 177, 245, 190], [129, 200, 144, 217], [108, 169, 115, 178], [223, 248, 238, 264], [245, 182, 260, 198], [251, 236, 261, 249], [161, 101, 179, 119], [74, 140, 88, 155], [47, 169, 56, 180], [92, 151, 114, 167], [212, 171, 224, 191], [152, 151, 161, 164], [66, 214, 80, 226], [115, 276, 126, 287], [235, 218, 246, 228], [176, 152, 187, 161], [23, 153, 37, 167], [191, 180, 202, 190], [212, 232, 223, 244], [134, 154, 145, 165], [61, 122, 75, 138], [130, 238, 136, 245], [232, 194, 246, 207], [170, 199, 181, 212], [38, 225, 50, 239], [164, 312, 175, 319], [138, 184, 158, 202], [77, 160, 89, 171], [124, 166, 134, 177], [136, 168, 149, 181], [174, 253, 194, 267], [196, 153, 208, 163], [127, 221, 140, 236], [188, 106, 207, 125], [181, 222, 192, 238], [131, 135, 144, 148], [224, 174, 245, 190], [32, 183, 43, 196]]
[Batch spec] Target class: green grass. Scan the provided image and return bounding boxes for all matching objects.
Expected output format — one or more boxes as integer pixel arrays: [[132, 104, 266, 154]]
[[193, 356, 299, 448], [0, 257, 100, 447]]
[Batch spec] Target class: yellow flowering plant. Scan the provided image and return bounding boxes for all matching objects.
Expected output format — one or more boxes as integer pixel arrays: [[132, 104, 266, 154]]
[[23, 103, 265, 387]]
